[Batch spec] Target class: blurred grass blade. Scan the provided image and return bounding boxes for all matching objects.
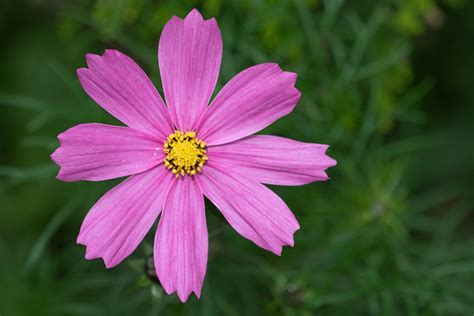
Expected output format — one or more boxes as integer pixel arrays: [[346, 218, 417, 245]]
[[0, 93, 52, 111], [24, 199, 78, 275]]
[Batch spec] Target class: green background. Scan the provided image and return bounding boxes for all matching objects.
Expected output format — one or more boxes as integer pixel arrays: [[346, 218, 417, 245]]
[[1, 0, 473, 315]]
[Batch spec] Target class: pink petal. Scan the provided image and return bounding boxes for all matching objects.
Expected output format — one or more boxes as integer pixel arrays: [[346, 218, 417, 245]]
[[51, 123, 164, 182], [208, 135, 337, 186], [77, 165, 174, 268], [197, 162, 299, 255], [77, 49, 173, 141], [158, 9, 222, 131], [154, 177, 207, 302], [197, 63, 301, 146]]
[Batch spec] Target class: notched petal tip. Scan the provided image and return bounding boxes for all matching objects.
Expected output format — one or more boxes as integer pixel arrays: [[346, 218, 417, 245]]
[[55, 171, 73, 183], [82, 50, 122, 70], [104, 259, 119, 269], [207, 17, 218, 26], [84, 49, 124, 68], [322, 145, 337, 168], [178, 291, 193, 303], [158, 281, 199, 303], [292, 87, 302, 103], [50, 147, 60, 163], [51, 147, 74, 182], [264, 63, 297, 83], [167, 8, 215, 30], [76, 67, 90, 84], [55, 129, 70, 144], [260, 62, 280, 72], [205, 17, 222, 38], [103, 48, 121, 58], [78, 239, 120, 269], [162, 286, 201, 303], [273, 247, 283, 256], [254, 63, 300, 99], [274, 226, 300, 256], [265, 63, 299, 91], [283, 70, 298, 87], [328, 157, 337, 167], [259, 208, 300, 256], [84, 53, 102, 68], [185, 8, 205, 21], [183, 8, 218, 24], [167, 15, 184, 25]]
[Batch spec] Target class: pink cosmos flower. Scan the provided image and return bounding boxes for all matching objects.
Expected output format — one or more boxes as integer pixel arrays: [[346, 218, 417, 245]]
[[51, 9, 336, 302]]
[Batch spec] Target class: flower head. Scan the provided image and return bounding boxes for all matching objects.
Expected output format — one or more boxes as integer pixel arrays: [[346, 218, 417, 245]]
[[164, 131, 208, 177], [51, 9, 336, 302]]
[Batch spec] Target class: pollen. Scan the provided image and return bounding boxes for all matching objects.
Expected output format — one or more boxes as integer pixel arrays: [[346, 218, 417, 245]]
[[163, 131, 208, 178]]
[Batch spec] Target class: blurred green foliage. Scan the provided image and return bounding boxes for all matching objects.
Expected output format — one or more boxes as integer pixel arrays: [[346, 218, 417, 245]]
[[1, 0, 473, 315]]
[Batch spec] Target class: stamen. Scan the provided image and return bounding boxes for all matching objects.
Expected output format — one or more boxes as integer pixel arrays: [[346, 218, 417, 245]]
[[163, 131, 208, 178]]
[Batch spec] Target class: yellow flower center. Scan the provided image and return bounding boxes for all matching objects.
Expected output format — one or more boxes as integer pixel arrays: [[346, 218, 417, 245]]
[[163, 131, 208, 177]]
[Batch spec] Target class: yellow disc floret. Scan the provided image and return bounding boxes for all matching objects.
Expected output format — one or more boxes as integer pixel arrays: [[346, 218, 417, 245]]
[[163, 131, 208, 178]]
